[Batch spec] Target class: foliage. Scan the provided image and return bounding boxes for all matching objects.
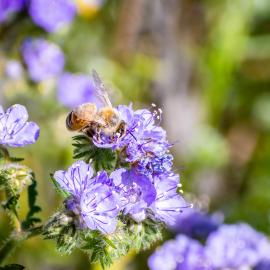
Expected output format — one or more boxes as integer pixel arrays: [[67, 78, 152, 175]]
[[72, 135, 117, 172]]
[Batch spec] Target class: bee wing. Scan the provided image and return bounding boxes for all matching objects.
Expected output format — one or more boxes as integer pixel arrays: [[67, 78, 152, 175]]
[[92, 70, 113, 108]]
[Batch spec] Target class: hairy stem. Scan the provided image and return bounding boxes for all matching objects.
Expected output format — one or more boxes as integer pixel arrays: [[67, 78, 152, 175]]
[[0, 226, 43, 265], [0, 233, 22, 265], [0, 146, 10, 162]]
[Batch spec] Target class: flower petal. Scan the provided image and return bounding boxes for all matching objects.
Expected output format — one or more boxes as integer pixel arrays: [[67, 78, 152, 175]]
[[81, 185, 119, 234], [54, 160, 94, 196]]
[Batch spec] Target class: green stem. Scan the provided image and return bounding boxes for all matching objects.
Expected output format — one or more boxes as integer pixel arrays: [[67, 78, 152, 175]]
[[0, 226, 43, 265], [0, 234, 22, 265], [0, 146, 10, 162]]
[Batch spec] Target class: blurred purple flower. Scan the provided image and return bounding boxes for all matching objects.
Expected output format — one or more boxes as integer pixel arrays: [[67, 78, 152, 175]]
[[0, 104, 40, 147], [57, 73, 103, 108], [148, 235, 212, 270], [21, 38, 65, 82], [0, 0, 25, 23], [5, 60, 23, 80], [254, 260, 270, 270], [110, 168, 156, 222], [54, 160, 120, 234], [170, 209, 222, 240], [205, 223, 270, 269], [150, 173, 188, 226], [29, 0, 76, 32]]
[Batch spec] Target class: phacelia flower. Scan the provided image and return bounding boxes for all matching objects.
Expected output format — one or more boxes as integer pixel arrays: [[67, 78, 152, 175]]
[[29, 0, 76, 32], [117, 105, 169, 160], [205, 223, 270, 269], [150, 173, 188, 226], [136, 154, 173, 177], [113, 105, 173, 180], [110, 168, 156, 222], [21, 38, 65, 82], [254, 260, 270, 270], [54, 160, 120, 234], [170, 209, 222, 240], [57, 73, 103, 108], [0, 104, 40, 147], [110, 169, 187, 224], [0, 0, 25, 23], [148, 235, 212, 270]]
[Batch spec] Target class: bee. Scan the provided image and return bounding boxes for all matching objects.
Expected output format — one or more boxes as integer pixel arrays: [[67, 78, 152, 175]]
[[66, 71, 126, 146]]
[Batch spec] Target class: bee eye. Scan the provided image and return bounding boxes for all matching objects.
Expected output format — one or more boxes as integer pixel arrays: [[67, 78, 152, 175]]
[[66, 112, 73, 130]]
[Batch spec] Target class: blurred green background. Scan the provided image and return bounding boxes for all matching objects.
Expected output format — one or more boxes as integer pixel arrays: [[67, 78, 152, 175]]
[[1, 0, 270, 269]]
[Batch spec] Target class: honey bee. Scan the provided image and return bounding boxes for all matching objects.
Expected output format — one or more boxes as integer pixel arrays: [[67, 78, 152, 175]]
[[66, 70, 126, 146]]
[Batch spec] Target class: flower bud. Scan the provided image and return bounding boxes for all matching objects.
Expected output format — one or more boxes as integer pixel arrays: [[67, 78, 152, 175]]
[[0, 164, 33, 195]]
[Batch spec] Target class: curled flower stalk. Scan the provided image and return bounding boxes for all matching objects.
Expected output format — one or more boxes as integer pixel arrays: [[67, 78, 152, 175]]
[[46, 71, 188, 268]]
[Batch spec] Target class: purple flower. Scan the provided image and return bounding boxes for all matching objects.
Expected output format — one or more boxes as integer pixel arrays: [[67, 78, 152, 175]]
[[57, 73, 103, 108], [170, 209, 222, 240], [255, 260, 270, 270], [29, 0, 76, 32], [148, 235, 212, 270], [21, 38, 65, 82], [54, 161, 120, 234], [0, 0, 25, 23], [150, 173, 188, 226], [136, 154, 173, 177], [110, 168, 156, 222], [117, 106, 169, 162], [148, 239, 181, 270], [114, 105, 173, 180], [5, 60, 23, 80], [0, 104, 40, 147], [110, 169, 187, 225], [205, 223, 270, 269]]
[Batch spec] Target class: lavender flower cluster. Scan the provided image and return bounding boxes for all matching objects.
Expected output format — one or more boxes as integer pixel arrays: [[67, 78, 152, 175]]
[[20, 37, 97, 106], [2, 0, 100, 106], [0, 0, 76, 32], [54, 103, 187, 234], [149, 209, 270, 270]]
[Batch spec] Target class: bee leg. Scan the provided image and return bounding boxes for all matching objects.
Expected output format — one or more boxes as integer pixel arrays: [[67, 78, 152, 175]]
[[117, 121, 127, 139]]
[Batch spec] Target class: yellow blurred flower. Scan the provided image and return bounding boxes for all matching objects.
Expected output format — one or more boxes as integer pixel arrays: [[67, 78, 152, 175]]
[[76, 0, 105, 18]]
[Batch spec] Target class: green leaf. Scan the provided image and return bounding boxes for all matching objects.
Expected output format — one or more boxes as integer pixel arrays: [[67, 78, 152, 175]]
[[0, 264, 25, 270], [2, 195, 19, 213], [72, 136, 117, 173], [43, 211, 79, 254], [9, 157, 24, 162], [81, 231, 113, 269], [49, 174, 70, 199], [21, 173, 41, 229]]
